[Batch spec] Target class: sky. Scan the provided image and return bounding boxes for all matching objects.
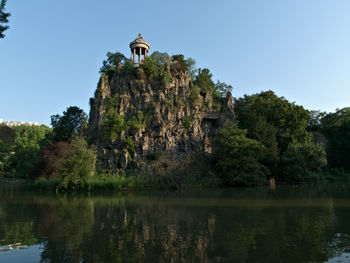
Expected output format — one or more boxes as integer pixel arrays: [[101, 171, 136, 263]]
[[1, 0, 350, 125]]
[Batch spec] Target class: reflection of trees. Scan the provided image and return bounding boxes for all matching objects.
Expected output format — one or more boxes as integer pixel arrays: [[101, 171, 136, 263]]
[[0, 187, 349, 262]]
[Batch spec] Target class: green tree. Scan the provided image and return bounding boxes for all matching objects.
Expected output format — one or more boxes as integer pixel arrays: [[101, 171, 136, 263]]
[[103, 94, 125, 138], [150, 51, 171, 65], [214, 80, 233, 99], [99, 51, 127, 73], [279, 141, 326, 182], [185, 57, 197, 79], [236, 91, 311, 155], [195, 68, 214, 91], [58, 136, 96, 191], [320, 108, 350, 170], [140, 56, 159, 77], [9, 125, 51, 178], [214, 121, 269, 186], [308, 110, 326, 131], [51, 106, 88, 142], [235, 91, 326, 181], [0, 0, 10, 39]]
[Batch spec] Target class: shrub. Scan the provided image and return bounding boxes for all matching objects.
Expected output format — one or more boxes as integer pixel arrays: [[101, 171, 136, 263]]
[[121, 60, 137, 76], [103, 94, 125, 138], [161, 71, 172, 86], [126, 111, 146, 134], [31, 141, 72, 180], [123, 137, 135, 153], [184, 117, 191, 129], [172, 54, 187, 72], [57, 137, 96, 191], [140, 57, 159, 77], [190, 85, 201, 104]]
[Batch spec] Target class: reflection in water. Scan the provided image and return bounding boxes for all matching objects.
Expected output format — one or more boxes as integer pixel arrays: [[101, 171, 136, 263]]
[[0, 184, 350, 262]]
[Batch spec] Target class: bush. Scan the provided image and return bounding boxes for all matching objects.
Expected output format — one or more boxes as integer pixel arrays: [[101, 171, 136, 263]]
[[126, 110, 146, 134], [161, 71, 171, 86], [121, 60, 137, 76], [31, 141, 72, 180], [123, 137, 135, 153], [140, 57, 159, 77], [103, 94, 125, 138], [184, 117, 191, 129], [190, 85, 201, 104], [57, 137, 96, 191], [214, 121, 269, 186]]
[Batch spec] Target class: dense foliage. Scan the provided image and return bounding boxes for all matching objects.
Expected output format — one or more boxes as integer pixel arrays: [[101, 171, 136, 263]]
[[317, 107, 350, 171], [0, 125, 52, 178], [0, 0, 10, 38], [214, 122, 269, 186], [234, 91, 326, 183], [51, 106, 88, 142], [57, 137, 96, 191], [2, 50, 349, 190]]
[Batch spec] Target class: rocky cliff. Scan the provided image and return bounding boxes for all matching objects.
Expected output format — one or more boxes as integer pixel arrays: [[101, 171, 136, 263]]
[[88, 63, 235, 172]]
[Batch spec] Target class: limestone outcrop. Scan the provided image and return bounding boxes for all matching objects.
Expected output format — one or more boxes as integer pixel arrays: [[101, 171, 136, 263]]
[[88, 65, 235, 172]]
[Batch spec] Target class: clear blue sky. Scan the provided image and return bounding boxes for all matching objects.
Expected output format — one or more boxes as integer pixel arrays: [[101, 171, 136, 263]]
[[1, 0, 350, 125]]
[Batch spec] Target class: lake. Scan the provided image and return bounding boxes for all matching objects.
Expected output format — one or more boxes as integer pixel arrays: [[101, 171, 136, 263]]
[[1, 183, 350, 262]]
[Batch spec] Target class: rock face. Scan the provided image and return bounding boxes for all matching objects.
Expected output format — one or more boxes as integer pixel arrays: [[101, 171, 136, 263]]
[[88, 66, 235, 172]]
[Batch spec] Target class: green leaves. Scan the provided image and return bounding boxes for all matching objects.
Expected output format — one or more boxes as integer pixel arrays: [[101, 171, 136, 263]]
[[51, 106, 88, 142], [58, 137, 96, 191], [99, 51, 127, 74], [0, 0, 10, 39], [214, 121, 269, 186], [235, 91, 326, 182]]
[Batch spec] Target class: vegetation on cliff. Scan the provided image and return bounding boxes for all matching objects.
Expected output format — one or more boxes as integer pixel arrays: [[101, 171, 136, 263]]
[[2, 49, 350, 191]]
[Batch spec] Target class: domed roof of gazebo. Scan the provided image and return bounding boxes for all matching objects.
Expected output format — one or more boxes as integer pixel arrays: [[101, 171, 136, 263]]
[[129, 33, 150, 49]]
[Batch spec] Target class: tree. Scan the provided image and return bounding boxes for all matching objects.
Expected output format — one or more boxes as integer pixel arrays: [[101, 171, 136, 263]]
[[51, 106, 88, 142], [31, 141, 72, 180], [214, 80, 233, 99], [320, 108, 350, 170], [0, 0, 10, 39], [214, 121, 269, 186], [58, 136, 96, 191], [150, 51, 171, 65], [307, 110, 326, 131], [236, 91, 311, 155], [195, 68, 215, 93], [235, 91, 326, 181], [185, 57, 197, 80], [99, 51, 127, 77], [9, 125, 51, 178]]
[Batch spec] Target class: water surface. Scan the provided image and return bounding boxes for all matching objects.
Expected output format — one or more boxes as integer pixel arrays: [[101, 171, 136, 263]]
[[1, 183, 350, 262]]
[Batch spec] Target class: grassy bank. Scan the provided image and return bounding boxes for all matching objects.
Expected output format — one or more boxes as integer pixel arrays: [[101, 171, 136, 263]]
[[32, 172, 219, 192]]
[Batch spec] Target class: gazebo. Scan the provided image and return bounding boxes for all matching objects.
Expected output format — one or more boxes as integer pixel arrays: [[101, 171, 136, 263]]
[[129, 33, 150, 65]]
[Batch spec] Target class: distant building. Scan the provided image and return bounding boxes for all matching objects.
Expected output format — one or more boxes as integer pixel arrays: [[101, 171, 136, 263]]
[[0, 119, 40, 127]]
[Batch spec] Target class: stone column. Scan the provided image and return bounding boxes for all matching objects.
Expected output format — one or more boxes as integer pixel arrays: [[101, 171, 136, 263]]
[[133, 48, 136, 63], [139, 47, 142, 63]]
